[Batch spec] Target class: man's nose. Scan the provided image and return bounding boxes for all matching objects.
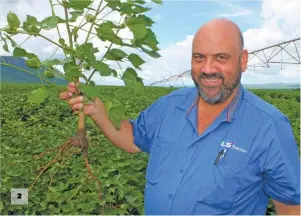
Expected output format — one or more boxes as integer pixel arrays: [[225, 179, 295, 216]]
[[201, 58, 216, 74]]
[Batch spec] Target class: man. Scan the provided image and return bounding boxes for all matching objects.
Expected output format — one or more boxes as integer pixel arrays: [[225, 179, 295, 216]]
[[60, 18, 300, 215]]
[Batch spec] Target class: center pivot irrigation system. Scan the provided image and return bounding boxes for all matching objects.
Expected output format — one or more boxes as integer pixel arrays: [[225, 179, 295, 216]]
[[149, 37, 301, 87]]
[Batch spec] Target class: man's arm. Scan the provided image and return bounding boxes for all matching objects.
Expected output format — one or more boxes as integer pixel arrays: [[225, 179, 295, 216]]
[[273, 200, 300, 215], [91, 112, 141, 154], [261, 116, 300, 212]]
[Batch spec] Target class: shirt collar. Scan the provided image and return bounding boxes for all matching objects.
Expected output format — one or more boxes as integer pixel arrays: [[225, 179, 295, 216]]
[[175, 83, 245, 123]]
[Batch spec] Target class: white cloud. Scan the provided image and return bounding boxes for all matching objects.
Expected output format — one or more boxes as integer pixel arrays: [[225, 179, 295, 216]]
[[218, 11, 251, 17], [144, 0, 300, 86], [217, 3, 253, 17]]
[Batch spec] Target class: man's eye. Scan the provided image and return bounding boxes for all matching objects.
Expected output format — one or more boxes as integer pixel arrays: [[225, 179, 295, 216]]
[[194, 55, 203, 61], [217, 55, 227, 60]]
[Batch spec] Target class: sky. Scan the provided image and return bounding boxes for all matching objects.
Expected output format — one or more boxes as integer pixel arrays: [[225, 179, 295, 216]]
[[0, 0, 300, 87]]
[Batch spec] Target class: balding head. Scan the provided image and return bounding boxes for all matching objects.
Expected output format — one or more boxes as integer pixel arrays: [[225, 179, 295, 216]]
[[193, 18, 244, 52], [190, 18, 249, 105]]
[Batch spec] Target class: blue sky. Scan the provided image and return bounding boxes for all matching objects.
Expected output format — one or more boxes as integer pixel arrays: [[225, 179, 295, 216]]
[[146, 0, 263, 49], [0, 0, 300, 86]]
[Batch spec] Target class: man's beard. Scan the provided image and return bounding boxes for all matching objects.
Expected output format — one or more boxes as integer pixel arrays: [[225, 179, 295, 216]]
[[192, 66, 242, 105]]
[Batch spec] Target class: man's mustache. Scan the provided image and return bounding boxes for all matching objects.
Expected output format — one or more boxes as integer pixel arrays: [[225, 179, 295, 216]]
[[199, 72, 224, 80]]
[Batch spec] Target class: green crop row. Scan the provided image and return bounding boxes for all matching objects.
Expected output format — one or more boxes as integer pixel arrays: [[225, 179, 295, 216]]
[[0, 84, 299, 215]]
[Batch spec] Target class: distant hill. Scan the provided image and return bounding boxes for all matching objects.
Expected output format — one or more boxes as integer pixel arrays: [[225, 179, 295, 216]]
[[243, 83, 300, 89], [0, 56, 67, 85]]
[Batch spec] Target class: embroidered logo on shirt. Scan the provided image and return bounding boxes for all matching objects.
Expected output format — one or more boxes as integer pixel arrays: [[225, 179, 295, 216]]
[[221, 141, 247, 153]]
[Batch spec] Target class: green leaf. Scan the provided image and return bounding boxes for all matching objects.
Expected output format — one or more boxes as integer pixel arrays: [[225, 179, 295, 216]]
[[23, 15, 39, 30], [79, 83, 98, 100], [111, 69, 117, 77], [7, 11, 20, 28], [40, 16, 60, 30], [0, 201, 3, 212], [138, 15, 155, 26], [26, 58, 41, 68], [125, 16, 147, 39], [105, 0, 122, 10], [128, 53, 145, 69], [27, 88, 49, 104], [3, 43, 9, 52], [58, 181, 68, 191], [26, 53, 39, 60], [85, 14, 95, 22], [141, 47, 161, 58], [28, 24, 41, 35], [125, 194, 138, 204], [104, 100, 126, 127], [133, 5, 151, 14], [23, 16, 40, 35], [59, 38, 66, 46], [91, 61, 113, 76], [41, 59, 61, 67], [81, 43, 95, 62], [5, 34, 17, 47], [106, 49, 127, 61], [72, 27, 79, 42], [121, 68, 144, 90], [119, 3, 134, 15], [69, 0, 92, 10], [110, 104, 125, 120], [70, 11, 84, 22], [64, 63, 82, 81], [141, 29, 159, 51], [152, 0, 162, 4], [44, 69, 54, 78], [13, 47, 27, 57], [96, 22, 123, 45]]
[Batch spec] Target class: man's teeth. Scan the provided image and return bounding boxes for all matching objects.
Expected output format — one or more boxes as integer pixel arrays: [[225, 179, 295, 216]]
[[205, 78, 218, 81]]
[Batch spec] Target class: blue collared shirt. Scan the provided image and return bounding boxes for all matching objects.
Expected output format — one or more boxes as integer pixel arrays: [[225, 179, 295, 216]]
[[129, 84, 300, 215]]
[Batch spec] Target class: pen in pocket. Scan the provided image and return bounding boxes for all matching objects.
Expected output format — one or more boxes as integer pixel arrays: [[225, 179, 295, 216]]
[[214, 149, 227, 165]]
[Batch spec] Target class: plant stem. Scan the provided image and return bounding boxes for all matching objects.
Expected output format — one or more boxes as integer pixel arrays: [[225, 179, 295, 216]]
[[38, 33, 66, 50], [84, 0, 104, 43], [69, 24, 98, 36], [86, 41, 113, 82], [49, 0, 63, 39], [18, 35, 32, 47], [78, 3, 108, 30], [78, 111, 85, 130], [64, 4, 74, 52]]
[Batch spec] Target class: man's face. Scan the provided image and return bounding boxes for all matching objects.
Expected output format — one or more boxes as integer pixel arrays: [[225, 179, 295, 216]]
[[191, 29, 247, 105]]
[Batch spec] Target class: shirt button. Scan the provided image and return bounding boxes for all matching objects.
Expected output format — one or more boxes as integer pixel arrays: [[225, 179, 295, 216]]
[[168, 194, 173, 199], [180, 169, 184, 173]]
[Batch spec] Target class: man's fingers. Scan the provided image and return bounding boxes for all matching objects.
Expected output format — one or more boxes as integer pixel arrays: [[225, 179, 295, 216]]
[[68, 82, 80, 93], [68, 96, 84, 106], [60, 91, 73, 100], [72, 103, 83, 110]]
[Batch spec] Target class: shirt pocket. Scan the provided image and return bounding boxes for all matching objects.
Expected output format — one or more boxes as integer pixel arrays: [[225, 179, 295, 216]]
[[146, 136, 175, 184], [194, 152, 250, 213]]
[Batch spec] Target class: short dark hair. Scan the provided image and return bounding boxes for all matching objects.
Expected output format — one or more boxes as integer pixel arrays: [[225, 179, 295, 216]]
[[239, 28, 244, 50]]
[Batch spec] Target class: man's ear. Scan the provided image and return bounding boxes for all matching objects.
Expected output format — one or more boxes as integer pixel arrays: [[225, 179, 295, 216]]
[[241, 49, 249, 73]]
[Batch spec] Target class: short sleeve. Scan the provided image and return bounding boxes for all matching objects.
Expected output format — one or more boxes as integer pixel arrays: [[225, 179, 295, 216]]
[[262, 115, 300, 205], [129, 97, 165, 154]]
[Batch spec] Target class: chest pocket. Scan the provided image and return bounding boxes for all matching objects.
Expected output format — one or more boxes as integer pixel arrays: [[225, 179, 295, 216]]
[[194, 145, 259, 214], [146, 136, 176, 184]]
